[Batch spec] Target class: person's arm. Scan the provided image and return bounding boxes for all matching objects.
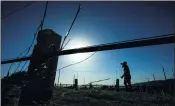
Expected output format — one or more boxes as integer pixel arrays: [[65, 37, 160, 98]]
[[121, 70, 126, 78], [121, 69, 127, 78]]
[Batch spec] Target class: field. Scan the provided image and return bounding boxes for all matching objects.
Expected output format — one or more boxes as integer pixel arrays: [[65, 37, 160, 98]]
[[2, 72, 175, 106], [47, 88, 175, 106]]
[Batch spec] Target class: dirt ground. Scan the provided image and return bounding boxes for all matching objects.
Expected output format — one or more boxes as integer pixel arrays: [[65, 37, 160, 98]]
[[47, 88, 175, 106]]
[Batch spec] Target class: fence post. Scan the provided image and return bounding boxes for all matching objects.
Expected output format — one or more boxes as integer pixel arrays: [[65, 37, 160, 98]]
[[75, 79, 78, 90], [116, 79, 119, 92], [153, 73, 155, 81], [173, 68, 175, 79], [19, 29, 62, 105]]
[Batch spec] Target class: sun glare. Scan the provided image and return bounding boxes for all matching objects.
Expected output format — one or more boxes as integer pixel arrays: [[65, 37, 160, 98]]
[[66, 38, 92, 62]]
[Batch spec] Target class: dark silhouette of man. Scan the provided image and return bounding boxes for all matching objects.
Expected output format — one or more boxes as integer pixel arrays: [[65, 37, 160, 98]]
[[120, 61, 132, 92]]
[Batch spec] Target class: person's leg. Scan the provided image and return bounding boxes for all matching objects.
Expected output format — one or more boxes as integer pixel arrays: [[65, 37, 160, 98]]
[[128, 77, 132, 92], [124, 79, 128, 92]]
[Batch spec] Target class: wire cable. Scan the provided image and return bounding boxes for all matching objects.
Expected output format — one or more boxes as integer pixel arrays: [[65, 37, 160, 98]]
[[1, 1, 36, 19], [6, 48, 29, 75], [7, 63, 13, 74], [89, 78, 110, 84], [3, 2, 46, 73], [17, 2, 49, 72], [18, 23, 43, 72], [43, 4, 81, 69], [61, 39, 71, 50], [12, 22, 43, 73], [3, 2, 48, 74], [41, 47, 101, 79], [14, 62, 21, 73], [23, 65, 29, 72], [39, 5, 81, 74], [58, 50, 99, 70], [60, 4, 81, 50], [6, 39, 36, 74], [20, 61, 29, 72], [40, 1, 48, 30], [66, 4, 81, 37], [44, 4, 81, 84]]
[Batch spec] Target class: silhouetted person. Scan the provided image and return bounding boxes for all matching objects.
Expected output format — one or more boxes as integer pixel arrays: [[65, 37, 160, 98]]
[[120, 61, 132, 92]]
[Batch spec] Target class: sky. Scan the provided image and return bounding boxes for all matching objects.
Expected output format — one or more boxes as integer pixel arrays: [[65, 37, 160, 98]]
[[1, 1, 175, 85]]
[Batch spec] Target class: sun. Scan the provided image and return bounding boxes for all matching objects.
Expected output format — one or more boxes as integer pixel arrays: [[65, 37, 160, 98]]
[[66, 38, 92, 62]]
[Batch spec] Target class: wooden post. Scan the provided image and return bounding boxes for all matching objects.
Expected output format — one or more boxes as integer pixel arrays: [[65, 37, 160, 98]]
[[19, 29, 62, 105], [73, 74, 75, 88], [153, 73, 155, 81], [84, 78, 85, 85], [116, 79, 119, 92], [145, 84, 147, 93], [173, 68, 175, 79], [75, 79, 78, 90], [58, 69, 60, 87]]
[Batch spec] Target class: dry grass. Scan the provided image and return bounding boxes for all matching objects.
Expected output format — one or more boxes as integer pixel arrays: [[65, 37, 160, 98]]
[[47, 88, 175, 106], [2, 86, 175, 106]]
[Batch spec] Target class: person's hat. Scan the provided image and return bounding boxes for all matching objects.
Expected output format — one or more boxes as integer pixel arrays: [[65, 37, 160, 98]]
[[121, 61, 127, 65]]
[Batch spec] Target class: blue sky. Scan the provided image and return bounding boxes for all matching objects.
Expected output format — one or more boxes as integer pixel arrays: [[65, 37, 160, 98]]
[[1, 1, 174, 85]]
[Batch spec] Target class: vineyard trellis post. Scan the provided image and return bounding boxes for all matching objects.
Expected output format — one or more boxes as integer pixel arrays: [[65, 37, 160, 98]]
[[116, 79, 119, 92], [19, 29, 62, 105]]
